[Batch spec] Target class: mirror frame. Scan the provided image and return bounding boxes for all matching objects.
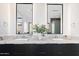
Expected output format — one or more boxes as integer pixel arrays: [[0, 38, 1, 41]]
[[47, 4, 63, 34], [16, 3, 33, 34]]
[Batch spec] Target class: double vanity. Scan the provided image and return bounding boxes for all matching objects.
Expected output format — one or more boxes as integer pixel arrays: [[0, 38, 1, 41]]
[[0, 35, 79, 56]]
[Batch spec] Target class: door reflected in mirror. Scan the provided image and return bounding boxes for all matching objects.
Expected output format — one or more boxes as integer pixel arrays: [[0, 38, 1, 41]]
[[47, 4, 63, 34]]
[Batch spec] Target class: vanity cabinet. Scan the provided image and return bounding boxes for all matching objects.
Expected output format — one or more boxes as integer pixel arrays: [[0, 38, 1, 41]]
[[46, 44, 64, 56], [0, 44, 79, 56], [0, 44, 15, 56]]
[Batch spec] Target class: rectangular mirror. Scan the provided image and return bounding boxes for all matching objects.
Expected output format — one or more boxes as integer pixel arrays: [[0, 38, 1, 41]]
[[16, 3, 33, 34], [47, 4, 63, 34]]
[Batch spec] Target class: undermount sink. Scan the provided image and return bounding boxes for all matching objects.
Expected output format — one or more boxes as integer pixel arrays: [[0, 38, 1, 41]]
[[52, 38, 63, 40], [15, 38, 28, 40]]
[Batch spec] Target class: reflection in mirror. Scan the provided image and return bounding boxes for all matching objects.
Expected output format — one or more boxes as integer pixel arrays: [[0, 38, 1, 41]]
[[16, 3, 33, 34], [47, 4, 63, 34]]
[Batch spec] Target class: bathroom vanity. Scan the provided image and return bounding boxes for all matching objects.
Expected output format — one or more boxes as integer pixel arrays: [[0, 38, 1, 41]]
[[0, 35, 79, 56], [0, 44, 79, 56]]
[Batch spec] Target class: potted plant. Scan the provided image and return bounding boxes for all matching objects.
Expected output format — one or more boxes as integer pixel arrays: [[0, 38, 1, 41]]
[[33, 24, 48, 36]]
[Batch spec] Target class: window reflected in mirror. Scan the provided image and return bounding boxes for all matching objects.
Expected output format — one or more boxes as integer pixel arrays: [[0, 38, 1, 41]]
[[47, 4, 63, 34], [16, 3, 33, 34]]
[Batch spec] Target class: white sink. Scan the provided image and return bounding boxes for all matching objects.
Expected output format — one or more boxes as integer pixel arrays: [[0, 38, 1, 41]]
[[15, 38, 28, 40], [52, 38, 63, 40]]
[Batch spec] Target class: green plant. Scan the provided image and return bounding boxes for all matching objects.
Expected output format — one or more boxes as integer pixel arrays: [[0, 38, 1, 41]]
[[33, 24, 48, 34]]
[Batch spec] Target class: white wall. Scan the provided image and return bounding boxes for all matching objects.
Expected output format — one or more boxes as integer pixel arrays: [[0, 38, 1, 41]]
[[0, 3, 79, 36], [9, 3, 16, 35], [0, 3, 16, 35], [0, 3, 9, 35], [33, 3, 47, 26], [69, 4, 79, 36], [63, 4, 71, 35], [63, 3, 79, 36]]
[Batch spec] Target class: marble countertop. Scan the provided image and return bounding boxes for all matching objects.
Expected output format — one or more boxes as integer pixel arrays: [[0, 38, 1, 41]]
[[0, 38, 79, 44], [0, 35, 79, 44]]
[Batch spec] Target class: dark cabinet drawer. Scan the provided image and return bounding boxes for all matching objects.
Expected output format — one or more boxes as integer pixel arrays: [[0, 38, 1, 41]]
[[0, 44, 15, 56], [32, 44, 64, 56], [57, 51, 63, 55], [46, 44, 64, 56], [63, 44, 79, 56], [0, 44, 79, 56], [38, 51, 47, 56], [13, 44, 35, 56], [32, 44, 47, 56]]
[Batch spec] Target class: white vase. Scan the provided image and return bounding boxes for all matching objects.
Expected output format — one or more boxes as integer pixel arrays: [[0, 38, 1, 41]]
[[33, 33, 45, 40]]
